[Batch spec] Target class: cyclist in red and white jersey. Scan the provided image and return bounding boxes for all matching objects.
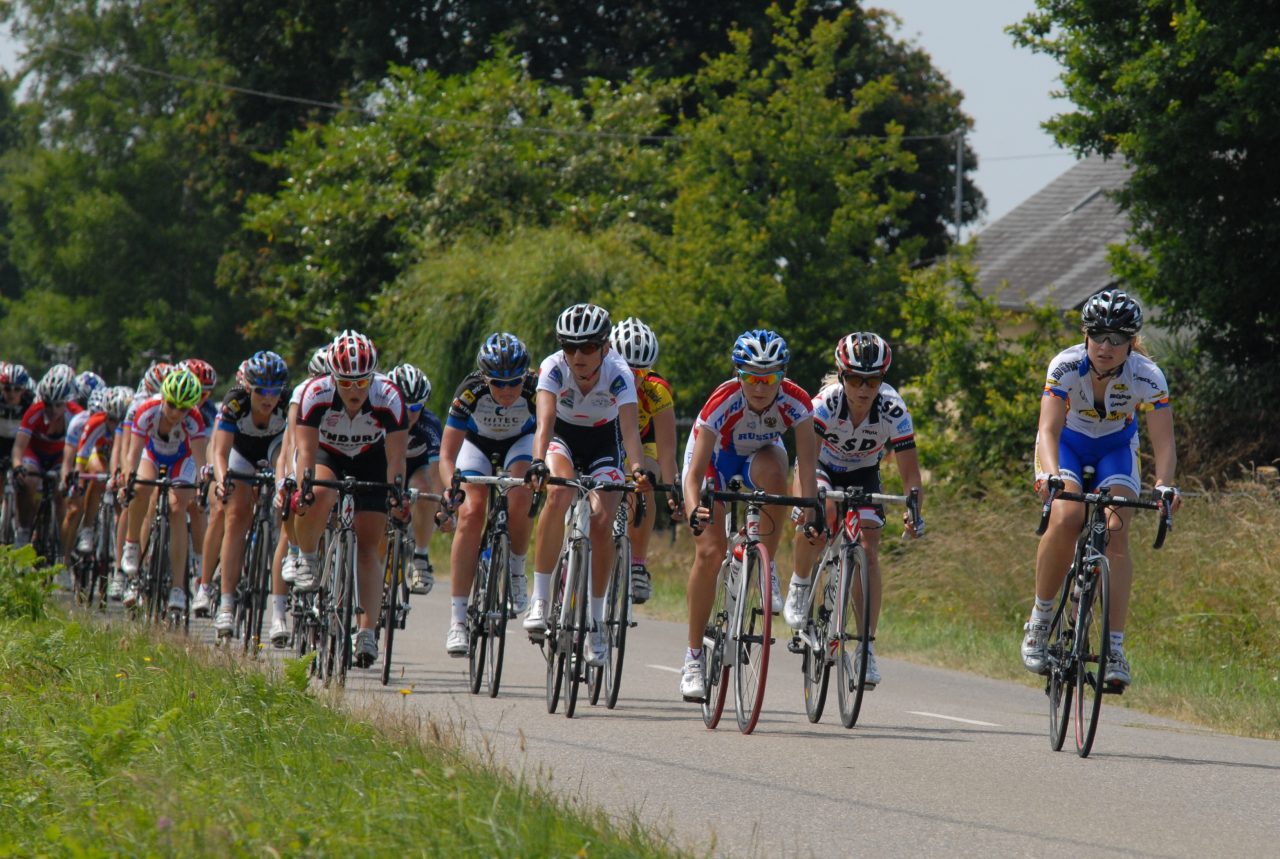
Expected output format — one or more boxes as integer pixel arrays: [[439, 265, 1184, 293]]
[[438, 332, 538, 656], [783, 332, 924, 688], [293, 330, 408, 669], [524, 304, 648, 668], [275, 345, 330, 583], [70, 387, 132, 561], [1022, 290, 1181, 688], [678, 329, 820, 703], [10, 365, 82, 548], [119, 369, 208, 612], [61, 383, 108, 556]]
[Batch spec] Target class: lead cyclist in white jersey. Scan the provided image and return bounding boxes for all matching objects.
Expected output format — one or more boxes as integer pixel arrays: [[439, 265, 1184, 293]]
[[524, 304, 648, 669], [1022, 289, 1181, 688]]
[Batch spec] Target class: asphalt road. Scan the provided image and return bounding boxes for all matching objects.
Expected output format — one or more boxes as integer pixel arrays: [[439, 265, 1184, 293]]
[[221, 588, 1280, 859]]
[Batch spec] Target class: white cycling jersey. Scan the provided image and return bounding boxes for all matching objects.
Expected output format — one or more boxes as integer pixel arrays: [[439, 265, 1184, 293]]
[[1043, 344, 1170, 439], [812, 381, 915, 472], [298, 374, 406, 458], [536, 350, 636, 428]]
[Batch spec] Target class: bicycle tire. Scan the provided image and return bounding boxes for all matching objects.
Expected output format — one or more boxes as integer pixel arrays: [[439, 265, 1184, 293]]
[[335, 535, 357, 687], [1075, 557, 1110, 757], [0, 489, 14, 545], [701, 558, 732, 729], [240, 523, 265, 652], [1047, 571, 1076, 751], [147, 516, 170, 626], [486, 532, 511, 699], [733, 541, 772, 734], [468, 530, 492, 695], [600, 535, 630, 709], [317, 537, 344, 684], [564, 537, 590, 719], [381, 533, 404, 686], [545, 550, 568, 714], [803, 556, 834, 724], [836, 543, 871, 729]]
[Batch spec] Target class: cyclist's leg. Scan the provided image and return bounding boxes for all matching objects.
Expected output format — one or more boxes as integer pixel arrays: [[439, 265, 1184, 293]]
[[217, 476, 255, 603], [292, 463, 338, 554], [746, 442, 789, 558], [166, 459, 198, 590], [200, 489, 225, 593], [529, 441, 576, 617], [354, 509, 388, 633], [1096, 441, 1141, 648], [1033, 430, 1089, 603], [125, 456, 160, 544], [586, 461, 625, 600], [503, 435, 535, 557]]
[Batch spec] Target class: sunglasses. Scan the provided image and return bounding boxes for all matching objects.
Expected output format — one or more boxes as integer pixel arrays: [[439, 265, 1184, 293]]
[[1087, 331, 1131, 347], [253, 386, 284, 397], [335, 376, 372, 389], [561, 341, 603, 356], [487, 377, 523, 389], [840, 372, 883, 388], [2, 385, 22, 393], [738, 370, 784, 386], [162, 401, 192, 412], [407, 402, 424, 414]]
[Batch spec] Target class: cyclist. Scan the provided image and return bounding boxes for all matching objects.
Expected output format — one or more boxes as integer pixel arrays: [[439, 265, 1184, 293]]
[[178, 358, 218, 586], [61, 384, 109, 556], [10, 364, 82, 549], [292, 330, 409, 669], [119, 368, 209, 612], [1, 363, 36, 473], [525, 304, 648, 668], [388, 363, 446, 595], [609, 317, 681, 604], [205, 351, 291, 643], [1022, 289, 1181, 688], [678, 329, 820, 703], [783, 332, 924, 688], [277, 345, 332, 584], [438, 332, 537, 656], [72, 386, 132, 557]]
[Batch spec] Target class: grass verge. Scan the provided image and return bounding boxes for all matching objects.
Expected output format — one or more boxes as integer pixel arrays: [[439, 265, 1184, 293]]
[[0, 548, 687, 856], [638, 485, 1280, 739]]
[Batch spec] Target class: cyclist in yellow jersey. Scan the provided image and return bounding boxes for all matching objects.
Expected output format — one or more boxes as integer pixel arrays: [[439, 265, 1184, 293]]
[[609, 318, 683, 603]]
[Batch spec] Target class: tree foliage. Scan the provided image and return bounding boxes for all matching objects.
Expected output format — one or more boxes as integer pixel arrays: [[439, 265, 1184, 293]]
[[1010, 1, 1280, 368]]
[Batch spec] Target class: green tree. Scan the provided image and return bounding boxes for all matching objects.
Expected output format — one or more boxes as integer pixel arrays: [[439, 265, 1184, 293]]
[[1010, 1, 1280, 368]]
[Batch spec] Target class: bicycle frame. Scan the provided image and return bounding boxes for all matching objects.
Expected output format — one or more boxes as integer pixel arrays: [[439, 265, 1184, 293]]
[[128, 467, 194, 630]]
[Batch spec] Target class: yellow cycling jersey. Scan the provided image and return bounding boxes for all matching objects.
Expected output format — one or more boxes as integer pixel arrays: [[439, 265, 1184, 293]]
[[636, 370, 674, 440]]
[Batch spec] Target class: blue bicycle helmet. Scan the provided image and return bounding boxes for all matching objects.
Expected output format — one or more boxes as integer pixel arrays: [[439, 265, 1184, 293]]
[[476, 332, 530, 380], [243, 350, 289, 389], [731, 329, 790, 372]]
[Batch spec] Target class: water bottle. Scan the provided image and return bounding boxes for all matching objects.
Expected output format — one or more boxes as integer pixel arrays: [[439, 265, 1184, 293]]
[[480, 544, 492, 577]]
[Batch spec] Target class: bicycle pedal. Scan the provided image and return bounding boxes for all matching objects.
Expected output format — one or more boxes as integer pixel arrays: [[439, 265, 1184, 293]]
[[786, 637, 805, 655], [628, 620, 638, 628], [353, 607, 365, 616]]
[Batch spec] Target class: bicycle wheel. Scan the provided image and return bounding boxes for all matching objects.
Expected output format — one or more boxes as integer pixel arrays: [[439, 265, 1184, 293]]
[[564, 538, 590, 719], [836, 543, 871, 729], [733, 541, 772, 734], [701, 559, 732, 729], [1074, 557, 1110, 757], [146, 517, 170, 625], [334, 536, 357, 687], [381, 533, 404, 686], [545, 550, 569, 714], [468, 531, 492, 695], [1046, 572, 1076, 751], [0, 488, 14, 545], [485, 532, 511, 699], [599, 534, 630, 709], [802, 557, 833, 724], [240, 524, 266, 652], [317, 536, 345, 684]]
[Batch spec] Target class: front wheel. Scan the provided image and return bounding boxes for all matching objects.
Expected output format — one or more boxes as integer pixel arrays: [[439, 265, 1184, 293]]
[[486, 533, 511, 699], [1046, 571, 1076, 751], [701, 559, 732, 729], [593, 535, 630, 709], [802, 557, 833, 724], [545, 551, 569, 714], [1074, 558, 1110, 758], [835, 543, 871, 729], [733, 541, 772, 735], [380, 535, 404, 686], [563, 539, 590, 719]]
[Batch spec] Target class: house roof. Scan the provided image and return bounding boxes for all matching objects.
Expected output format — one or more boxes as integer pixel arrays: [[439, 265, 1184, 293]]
[[973, 155, 1132, 311]]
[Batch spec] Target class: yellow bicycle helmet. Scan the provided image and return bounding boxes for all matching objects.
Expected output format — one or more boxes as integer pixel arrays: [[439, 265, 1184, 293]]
[[161, 368, 203, 409]]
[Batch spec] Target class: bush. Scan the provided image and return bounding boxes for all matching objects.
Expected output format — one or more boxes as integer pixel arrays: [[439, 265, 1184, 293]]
[[0, 544, 56, 621]]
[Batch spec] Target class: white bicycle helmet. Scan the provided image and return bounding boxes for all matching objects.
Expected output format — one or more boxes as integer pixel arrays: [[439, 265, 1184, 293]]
[[834, 332, 892, 376], [37, 364, 77, 405], [389, 363, 432, 405], [556, 303, 612, 345], [610, 317, 659, 369]]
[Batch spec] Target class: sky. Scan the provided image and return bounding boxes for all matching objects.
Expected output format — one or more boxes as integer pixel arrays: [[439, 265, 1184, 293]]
[[1, 3, 1068, 230], [874, 0, 1075, 232]]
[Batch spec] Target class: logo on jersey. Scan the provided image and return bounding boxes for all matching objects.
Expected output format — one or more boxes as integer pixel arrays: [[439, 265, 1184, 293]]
[[764, 416, 777, 428], [460, 389, 477, 406], [895, 417, 912, 434], [609, 375, 627, 396]]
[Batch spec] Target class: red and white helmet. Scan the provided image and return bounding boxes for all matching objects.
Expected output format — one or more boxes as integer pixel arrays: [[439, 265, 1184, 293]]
[[179, 358, 217, 391], [834, 332, 892, 377], [140, 362, 173, 395], [329, 330, 378, 379]]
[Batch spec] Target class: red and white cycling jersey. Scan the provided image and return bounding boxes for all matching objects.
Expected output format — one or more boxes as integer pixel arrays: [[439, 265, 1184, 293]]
[[298, 374, 406, 458], [131, 396, 208, 459], [811, 382, 915, 473], [75, 412, 117, 464], [536, 350, 636, 428], [1043, 344, 1170, 439], [691, 378, 812, 457], [18, 400, 84, 462]]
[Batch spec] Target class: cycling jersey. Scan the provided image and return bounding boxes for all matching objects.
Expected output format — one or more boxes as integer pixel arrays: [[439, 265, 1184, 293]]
[[123, 389, 151, 431], [75, 413, 118, 466], [0, 390, 34, 441], [811, 382, 915, 473], [636, 370, 674, 443], [66, 409, 94, 452], [447, 372, 537, 442], [406, 409, 443, 467], [131, 396, 208, 461], [298, 374, 406, 458], [218, 386, 288, 464], [18, 400, 84, 464], [691, 378, 812, 457], [536, 350, 636, 428], [1043, 345, 1170, 440]]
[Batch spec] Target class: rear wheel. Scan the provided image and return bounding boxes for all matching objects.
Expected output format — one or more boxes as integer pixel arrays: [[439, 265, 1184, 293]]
[[1074, 557, 1110, 758], [599, 535, 630, 709], [836, 543, 871, 729], [1047, 572, 1076, 751], [545, 551, 568, 714], [701, 559, 732, 729], [802, 557, 833, 724], [733, 542, 772, 735]]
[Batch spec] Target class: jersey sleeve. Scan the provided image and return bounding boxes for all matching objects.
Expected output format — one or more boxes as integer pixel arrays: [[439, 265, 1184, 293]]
[[446, 375, 482, 430], [879, 388, 916, 452], [1043, 347, 1083, 401], [645, 374, 674, 416], [1134, 360, 1171, 411], [535, 354, 563, 395]]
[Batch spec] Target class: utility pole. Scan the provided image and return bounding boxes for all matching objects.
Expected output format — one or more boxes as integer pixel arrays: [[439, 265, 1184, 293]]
[[954, 126, 964, 244]]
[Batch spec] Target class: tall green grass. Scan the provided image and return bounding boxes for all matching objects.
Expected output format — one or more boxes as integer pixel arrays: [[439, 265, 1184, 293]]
[[0, 612, 687, 856], [640, 485, 1280, 738]]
